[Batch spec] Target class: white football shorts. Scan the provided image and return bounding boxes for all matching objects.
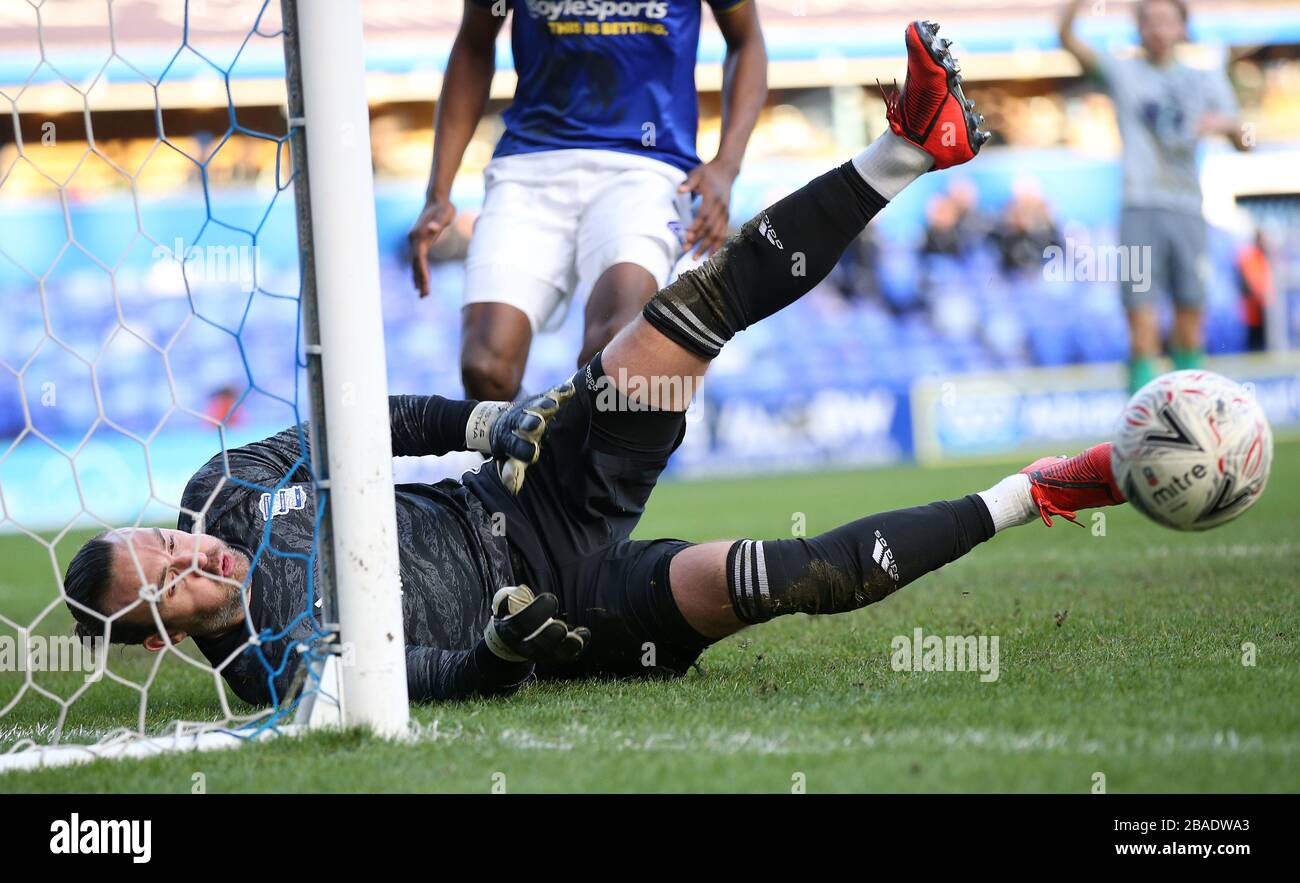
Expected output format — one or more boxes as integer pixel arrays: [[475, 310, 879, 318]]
[[464, 148, 693, 333]]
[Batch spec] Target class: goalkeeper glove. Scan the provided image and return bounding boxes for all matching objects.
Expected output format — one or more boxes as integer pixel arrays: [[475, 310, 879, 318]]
[[465, 380, 576, 494], [483, 584, 590, 664]]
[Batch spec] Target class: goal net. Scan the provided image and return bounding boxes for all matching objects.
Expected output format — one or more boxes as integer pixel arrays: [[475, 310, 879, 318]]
[[0, 0, 408, 771]]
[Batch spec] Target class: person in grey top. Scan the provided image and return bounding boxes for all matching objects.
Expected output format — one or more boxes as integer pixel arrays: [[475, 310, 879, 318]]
[[1059, 0, 1250, 392]]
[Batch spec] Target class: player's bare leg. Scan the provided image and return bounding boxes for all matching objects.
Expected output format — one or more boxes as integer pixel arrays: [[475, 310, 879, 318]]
[[461, 302, 533, 401], [600, 315, 709, 411], [579, 262, 659, 366]]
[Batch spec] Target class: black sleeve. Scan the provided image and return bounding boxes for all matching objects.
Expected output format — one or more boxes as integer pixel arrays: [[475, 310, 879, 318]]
[[220, 641, 531, 707], [388, 395, 480, 458], [406, 641, 533, 702], [189, 395, 479, 488]]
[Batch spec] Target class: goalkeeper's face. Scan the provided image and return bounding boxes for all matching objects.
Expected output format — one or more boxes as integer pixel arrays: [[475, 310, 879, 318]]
[[105, 528, 249, 648]]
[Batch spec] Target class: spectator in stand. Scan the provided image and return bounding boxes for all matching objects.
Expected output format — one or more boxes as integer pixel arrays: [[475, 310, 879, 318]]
[[830, 228, 882, 304], [205, 385, 244, 428], [922, 194, 964, 258], [922, 181, 991, 260], [1237, 229, 1274, 352], [990, 181, 1062, 275], [948, 178, 992, 251]]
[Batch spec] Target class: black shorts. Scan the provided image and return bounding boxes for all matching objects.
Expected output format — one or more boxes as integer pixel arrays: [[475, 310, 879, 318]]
[[464, 359, 711, 680]]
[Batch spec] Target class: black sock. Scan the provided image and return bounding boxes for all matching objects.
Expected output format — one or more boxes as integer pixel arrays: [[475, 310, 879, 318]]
[[644, 162, 888, 359], [726, 495, 995, 623]]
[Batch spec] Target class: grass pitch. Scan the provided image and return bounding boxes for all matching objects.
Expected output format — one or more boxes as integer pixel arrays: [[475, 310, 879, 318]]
[[2, 442, 1298, 793]]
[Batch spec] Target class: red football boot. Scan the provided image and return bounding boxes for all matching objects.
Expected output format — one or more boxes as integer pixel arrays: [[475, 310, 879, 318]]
[[1021, 442, 1127, 527], [883, 20, 990, 170]]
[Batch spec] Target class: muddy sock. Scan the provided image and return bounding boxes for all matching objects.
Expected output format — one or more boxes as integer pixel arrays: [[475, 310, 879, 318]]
[[726, 495, 995, 623]]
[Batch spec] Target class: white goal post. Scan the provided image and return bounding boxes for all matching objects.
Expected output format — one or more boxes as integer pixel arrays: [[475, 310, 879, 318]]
[[285, 0, 409, 737], [0, 0, 408, 771]]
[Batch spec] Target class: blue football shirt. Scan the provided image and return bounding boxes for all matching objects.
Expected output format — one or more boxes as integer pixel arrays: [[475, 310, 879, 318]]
[[470, 0, 746, 172]]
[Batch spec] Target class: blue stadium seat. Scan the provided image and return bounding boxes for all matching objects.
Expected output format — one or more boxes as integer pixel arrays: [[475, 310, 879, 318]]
[[1, 211, 1266, 448]]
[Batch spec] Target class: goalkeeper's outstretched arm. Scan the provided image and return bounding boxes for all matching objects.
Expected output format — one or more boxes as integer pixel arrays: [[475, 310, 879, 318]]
[[405, 644, 529, 702], [388, 385, 576, 494]]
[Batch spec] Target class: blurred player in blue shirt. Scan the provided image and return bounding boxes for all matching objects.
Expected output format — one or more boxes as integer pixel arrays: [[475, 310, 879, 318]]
[[408, 0, 767, 401]]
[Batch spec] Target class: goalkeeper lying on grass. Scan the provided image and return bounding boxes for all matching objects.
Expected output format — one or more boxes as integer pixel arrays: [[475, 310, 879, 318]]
[[62, 21, 1126, 706]]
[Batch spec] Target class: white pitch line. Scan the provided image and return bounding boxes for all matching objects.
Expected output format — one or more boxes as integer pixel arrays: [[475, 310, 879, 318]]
[[480, 724, 1300, 758]]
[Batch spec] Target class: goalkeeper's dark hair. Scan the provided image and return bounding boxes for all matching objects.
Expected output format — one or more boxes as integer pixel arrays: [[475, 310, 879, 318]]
[[64, 531, 157, 646]]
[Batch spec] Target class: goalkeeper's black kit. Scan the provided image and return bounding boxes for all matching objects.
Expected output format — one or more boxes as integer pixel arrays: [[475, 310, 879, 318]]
[[180, 384, 706, 707]]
